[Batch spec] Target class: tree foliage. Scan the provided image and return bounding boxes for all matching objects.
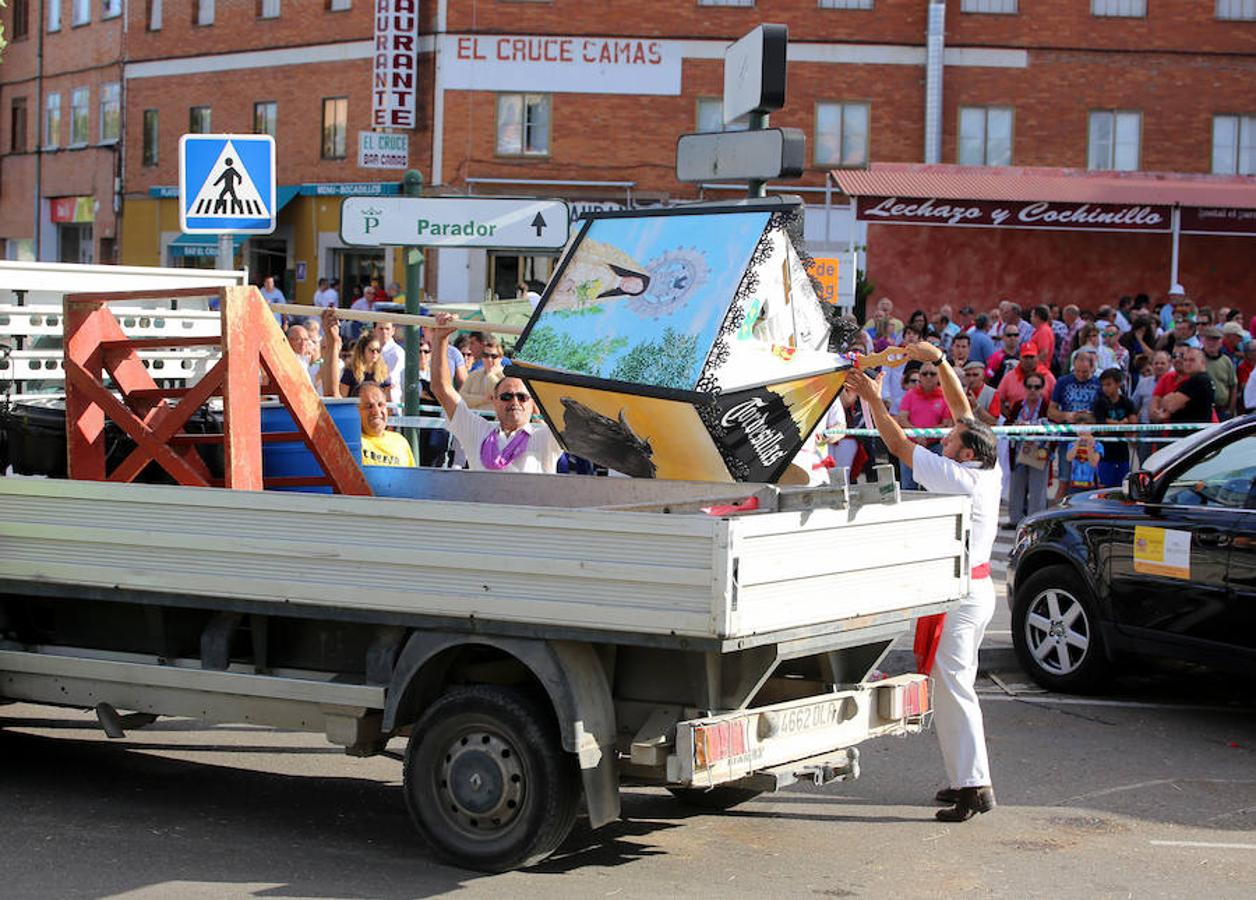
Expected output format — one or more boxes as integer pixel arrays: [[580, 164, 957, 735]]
[[518, 325, 628, 376], [608, 327, 701, 389]]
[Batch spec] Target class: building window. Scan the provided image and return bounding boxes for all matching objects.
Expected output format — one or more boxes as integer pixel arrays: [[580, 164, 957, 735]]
[[143, 109, 159, 166], [189, 105, 212, 134], [1088, 110, 1141, 171], [321, 97, 348, 159], [958, 106, 1013, 165], [328, 0, 351, 9], [697, 0, 754, 5], [1217, 0, 1256, 19], [44, 94, 62, 149], [257, 0, 280, 18], [818, 0, 873, 8], [254, 101, 278, 137], [696, 98, 749, 133], [1091, 0, 1145, 16], [1213, 115, 1256, 175], [12, 0, 30, 40], [195, 0, 214, 26], [48, 0, 62, 31], [961, 0, 1017, 11], [102, 0, 122, 19], [72, 0, 90, 26], [496, 94, 550, 156], [10, 97, 28, 153], [99, 83, 120, 143], [147, 0, 163, 29], [70, 88, 90, 145], [815, 101, 869, 167]]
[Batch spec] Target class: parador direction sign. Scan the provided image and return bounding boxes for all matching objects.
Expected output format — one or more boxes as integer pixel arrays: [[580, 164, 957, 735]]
[[341, 196, 571, 249], [855, 196, 1173, 232]]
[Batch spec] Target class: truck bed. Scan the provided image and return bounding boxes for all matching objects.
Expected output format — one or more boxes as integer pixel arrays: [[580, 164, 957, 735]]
[[0, 472, 969, 650]]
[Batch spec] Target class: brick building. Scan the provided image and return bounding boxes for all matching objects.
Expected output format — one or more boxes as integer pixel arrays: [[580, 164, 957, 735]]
[[1, 0, 1253, 307]]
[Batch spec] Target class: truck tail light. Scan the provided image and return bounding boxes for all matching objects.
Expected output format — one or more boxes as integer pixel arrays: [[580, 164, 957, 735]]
[[877, 676, 930, 720], [693, 719, 749, 768]]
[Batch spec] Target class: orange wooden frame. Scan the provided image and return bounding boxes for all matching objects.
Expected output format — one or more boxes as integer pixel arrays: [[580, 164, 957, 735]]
[[63, 285, 371, 495]]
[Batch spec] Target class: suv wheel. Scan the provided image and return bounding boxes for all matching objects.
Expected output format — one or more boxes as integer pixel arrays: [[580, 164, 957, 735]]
[[1012, 564, 1109, 693]]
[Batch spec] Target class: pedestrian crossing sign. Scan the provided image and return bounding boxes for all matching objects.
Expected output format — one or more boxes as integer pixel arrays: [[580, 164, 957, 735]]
[[179, 133, 277, 234]]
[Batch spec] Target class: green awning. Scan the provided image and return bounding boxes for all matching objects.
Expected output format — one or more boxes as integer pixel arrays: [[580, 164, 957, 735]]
[[168, 233, 247, 258]]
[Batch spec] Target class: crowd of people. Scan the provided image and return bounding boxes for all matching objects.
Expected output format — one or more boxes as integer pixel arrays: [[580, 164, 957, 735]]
[[831, 288, 1253, 527]]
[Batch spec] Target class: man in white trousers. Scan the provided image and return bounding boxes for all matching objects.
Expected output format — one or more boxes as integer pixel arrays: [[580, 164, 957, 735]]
[[846, 342, 1002, 822]]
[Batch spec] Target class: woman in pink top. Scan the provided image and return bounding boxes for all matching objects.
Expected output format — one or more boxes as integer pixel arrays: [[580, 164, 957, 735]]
[[895, 361, 953, 490]]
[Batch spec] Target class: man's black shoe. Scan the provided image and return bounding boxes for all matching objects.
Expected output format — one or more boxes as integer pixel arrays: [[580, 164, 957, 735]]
[[935, 786, 996, 822], [935, 787, 960, 804]]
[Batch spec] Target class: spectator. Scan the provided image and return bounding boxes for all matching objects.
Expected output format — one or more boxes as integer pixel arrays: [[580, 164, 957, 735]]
[[936, 304, 961, 349], [1132, 351, 1167, 465], [1161, 283, 1187, 332], [884, 361, 921, 416], [1049, 350, 1102, 500], [948, 332, 972, 370], [1238, 339, 1256, 412], [358, 383, 415, 468], [1161, 347, 1216, 424], [1071, 323, 1104, 370], [864, 297, 904, 348], [1064, 429, 1103, 495], [963, 361, 1000, 426], [1121, 313, 1158, 362], [895, 359, 953, 490], [1029, 305, 1055, 371], [985, 325, 1022, 386], [459, 337, 506, 409], [1156, 307, 1200, 355], [1005, 374, 1051, 528], [259, 275, 285, 326], [339, 333, 393, 398], [1221, 321, 1247, 361], [1099, 323, 1128, 373], [906, 309, 932, 340], [1091, 368, 1138, 486], [1007, 303, 1033, 350], [372, 320, 406, 405], [1150, 348, 1191, 424], [1059, 304, 1084, 372], [313, 277, 338, 309], [967, 313, 995, 364], [1199, 326, 1238, 419]]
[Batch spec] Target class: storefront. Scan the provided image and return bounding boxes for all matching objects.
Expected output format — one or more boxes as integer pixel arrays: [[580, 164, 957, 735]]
[[833, 164, 1256, 313], [50, 196, 97, 264]]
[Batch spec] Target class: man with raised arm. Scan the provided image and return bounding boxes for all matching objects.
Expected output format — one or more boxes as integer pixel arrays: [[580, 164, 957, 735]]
[[845, 342, 1002, 824], [429, 312, 563, 473]]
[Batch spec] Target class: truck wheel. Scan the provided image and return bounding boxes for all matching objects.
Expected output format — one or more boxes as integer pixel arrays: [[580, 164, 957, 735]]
[[1012, 564, 1109, 693], [667, 786, 763, 811], [402, 685, 580, 872]]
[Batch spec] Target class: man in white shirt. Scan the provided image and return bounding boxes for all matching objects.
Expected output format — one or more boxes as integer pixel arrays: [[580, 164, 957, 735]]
[[373, 320, 405, 404], [846, 341, 1002, 824], [313, 277, 339, 309], [429, 312, 563, 473]]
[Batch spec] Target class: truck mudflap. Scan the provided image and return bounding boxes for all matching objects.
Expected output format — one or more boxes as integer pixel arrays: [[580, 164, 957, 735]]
[[667, 674, 930, 789]]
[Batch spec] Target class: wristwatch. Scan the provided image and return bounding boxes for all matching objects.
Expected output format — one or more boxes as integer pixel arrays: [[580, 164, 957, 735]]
[[933, 351, 945, 365]]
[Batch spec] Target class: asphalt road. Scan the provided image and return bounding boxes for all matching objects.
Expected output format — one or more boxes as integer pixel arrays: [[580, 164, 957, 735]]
[[3, 538, 1254, 899]]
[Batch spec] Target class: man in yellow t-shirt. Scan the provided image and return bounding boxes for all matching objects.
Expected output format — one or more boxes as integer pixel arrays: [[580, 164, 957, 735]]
[[358, 383, 415, 467]]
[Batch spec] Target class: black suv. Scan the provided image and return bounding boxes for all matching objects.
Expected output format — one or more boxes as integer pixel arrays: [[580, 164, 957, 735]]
[[1007, 414, 1256, 692]]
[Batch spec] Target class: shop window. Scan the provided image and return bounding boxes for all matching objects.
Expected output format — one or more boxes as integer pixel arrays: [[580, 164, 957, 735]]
[[1213, 115, 1256, 175], [59, 223, 94, 264], [1088, 110, 1141, 171], [48, 0, 62, 32], [1091, 0, 1145, 16], [195, 0, 214, 26], [147, 0, 162, 29], [11, 97, 28, 153], [961, 0, 1017, 11], [1217, 0, 1256, 18], [819, 1, 873, 8], [958, 106, 1013, 166], [102, 0, 122, 19], [327, 0, 351, 9], [12, 0, 30, 40], [696, 98, 749, 133], [257, 0, 280, 18], [99, 83, 120, 144], [70, 87, 90, 145], [72, 0, 90, 26], [189, 105, 212, 134], [698, 0, 754, 5], [815, 101, 869, 167], [44, 94, 61, 149], [254, 101, 278, 137], [143, 108, 159, 166], [496, 94, 550, 156], [322, 97, 348, 159]]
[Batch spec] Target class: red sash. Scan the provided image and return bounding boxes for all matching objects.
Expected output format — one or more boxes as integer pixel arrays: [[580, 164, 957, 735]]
[[914, 563, 991, 674]]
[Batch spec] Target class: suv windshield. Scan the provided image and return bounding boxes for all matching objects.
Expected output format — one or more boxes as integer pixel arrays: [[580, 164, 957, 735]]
[[1140, 423, 1221, 475]]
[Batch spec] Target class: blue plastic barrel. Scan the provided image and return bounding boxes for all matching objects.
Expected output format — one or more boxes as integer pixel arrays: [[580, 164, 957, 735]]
[[261, 398, 362, 493]]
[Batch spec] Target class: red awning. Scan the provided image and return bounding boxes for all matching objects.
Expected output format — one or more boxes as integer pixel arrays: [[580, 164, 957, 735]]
[[832, 163, 1256, 209]]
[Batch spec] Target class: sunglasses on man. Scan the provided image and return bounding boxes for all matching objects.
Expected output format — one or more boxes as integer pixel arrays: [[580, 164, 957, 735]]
[[497, 392, 531, 402]]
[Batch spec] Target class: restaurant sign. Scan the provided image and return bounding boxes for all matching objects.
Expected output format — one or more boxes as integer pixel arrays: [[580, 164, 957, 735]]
[[856, 196, 1171, 232], [1180, 206, 1256, 236]]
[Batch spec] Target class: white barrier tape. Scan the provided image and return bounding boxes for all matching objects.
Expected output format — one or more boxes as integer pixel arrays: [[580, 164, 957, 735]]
[[825, 422, 1211, 440]]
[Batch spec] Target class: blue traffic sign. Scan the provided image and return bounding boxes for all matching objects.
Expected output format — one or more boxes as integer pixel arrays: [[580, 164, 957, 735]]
[[179, 134, 276, 234]]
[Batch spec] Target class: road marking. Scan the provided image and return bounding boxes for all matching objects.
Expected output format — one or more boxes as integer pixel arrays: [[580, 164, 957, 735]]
[[1150, 840, 1256, 851], [977, 694, 1253, 713]]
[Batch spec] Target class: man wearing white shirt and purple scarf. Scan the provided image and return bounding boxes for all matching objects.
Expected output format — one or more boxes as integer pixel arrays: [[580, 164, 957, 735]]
[[846, 341, 1002, 824], [429, 312, 563, 473]]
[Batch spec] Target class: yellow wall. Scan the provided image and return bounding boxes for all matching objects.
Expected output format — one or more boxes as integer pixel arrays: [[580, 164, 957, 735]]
[[119, 198, 161, 267]]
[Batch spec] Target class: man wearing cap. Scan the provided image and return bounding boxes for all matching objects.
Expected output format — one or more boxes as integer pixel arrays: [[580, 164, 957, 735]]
[[1200, 326, 1238, 419], [1161, 284, 1187, 332], [963, 361, 1000, 426], [1221, 321, 1247, 361], [846, 344, 1002, 823], [995, 341, 1056, 418]]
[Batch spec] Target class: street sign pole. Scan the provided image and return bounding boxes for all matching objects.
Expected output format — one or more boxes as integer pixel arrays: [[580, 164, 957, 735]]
[[216, 234, 233, 271], [401, 169, 424, 461], [747, 111, 769, 199]]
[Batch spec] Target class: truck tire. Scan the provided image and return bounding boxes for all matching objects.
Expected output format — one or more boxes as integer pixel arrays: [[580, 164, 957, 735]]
[[1012, 564, 1109, 694], [402, 685, 580, 872], [667, 786, 763, 811]]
